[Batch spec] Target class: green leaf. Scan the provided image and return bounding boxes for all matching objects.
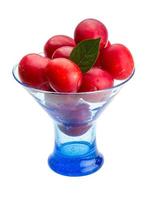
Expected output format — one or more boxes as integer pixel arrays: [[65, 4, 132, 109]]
[[70, 38, 101, 73]]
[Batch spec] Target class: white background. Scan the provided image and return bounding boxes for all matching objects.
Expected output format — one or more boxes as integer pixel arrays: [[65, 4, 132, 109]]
[[0, 0, 154, 199]]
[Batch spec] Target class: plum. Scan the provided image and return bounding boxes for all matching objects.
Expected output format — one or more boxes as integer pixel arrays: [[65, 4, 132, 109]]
[[46, 58, 82, 92], [19, 53, 51, 90], [57, 103, 92, 136], [102, 44, 134, 80], [52, 46, 74, 59], [79, 68, 114, 92], [74, 18, 108, 49], [44, 35, 75, 58]]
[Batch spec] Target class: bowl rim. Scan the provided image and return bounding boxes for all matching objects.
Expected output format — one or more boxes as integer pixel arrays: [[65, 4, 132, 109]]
[[12, 64, 135, 95]]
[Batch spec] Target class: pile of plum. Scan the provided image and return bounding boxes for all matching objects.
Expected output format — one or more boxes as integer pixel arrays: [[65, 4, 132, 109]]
[[19, 18, 134, 93]]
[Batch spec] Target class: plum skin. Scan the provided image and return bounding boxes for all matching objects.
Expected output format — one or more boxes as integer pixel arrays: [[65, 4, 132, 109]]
[[74, 18, 108, 49], [79, 68, 114, 92], [52, 46, 74, 59], [46, 58, 82, 92], [57, 103, 92, 136], [94, 41, 111, 67], [102, 44, 134, 80], [44, 35, 75, 58], [19, 53, 51, 90]]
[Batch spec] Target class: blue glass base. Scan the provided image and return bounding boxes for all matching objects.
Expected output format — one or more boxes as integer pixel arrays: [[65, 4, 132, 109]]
[[48, 141, 104, 177]]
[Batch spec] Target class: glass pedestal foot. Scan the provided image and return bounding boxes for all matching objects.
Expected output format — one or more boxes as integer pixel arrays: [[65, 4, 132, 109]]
[[48, 141, 104, 176]]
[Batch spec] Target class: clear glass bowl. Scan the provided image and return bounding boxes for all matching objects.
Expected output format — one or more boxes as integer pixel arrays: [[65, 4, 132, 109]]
[[12, 65, 134, 176]]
